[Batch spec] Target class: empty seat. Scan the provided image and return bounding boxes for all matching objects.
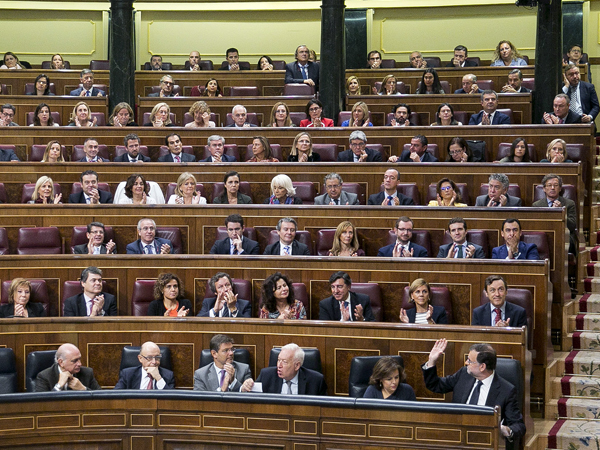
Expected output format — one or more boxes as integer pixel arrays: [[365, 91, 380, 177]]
[[466, 57, 481, 66], [401, 285, 453, 324], [225, 112, 261, 127], [476, 80, 495, 91], [0, 84, 8, 95], [348, 355, 404, 397], [17, 227, 62, 255], [271, 60, 286, 70], [70, 226, 115, 253], [211, 182, 252, 202], [351, 283, 383, 321], [426, 183, 470, 205], [131, 280, 156, 316], [378, 183, 421, 205], [521, 78, 535, 91], [292, 282, 309, 311], [316, 229, 335, 256], [312, 143, 339, 161], [1, 279, 51, 316], [292, 182, 317, 204], [289, 112, 307, 126], [283, 84, 314, 96], [423, 56, 441, 67], [521, 231, 549, 260], [157, 227, 183, 254], [0, 348, 17, 394], [245, 143, 283, 161], [380, 59, 396, 69], [268, 347, 322, 373], [90, 60, 109, 70], [72, 144, 109, 161], [202, 144, 239, 161], [21, 183, 62, 203], [26, 350, 56, 392], [229, 86, 260, 96], [496, 108, 513, 123], [0, 227, 9, 255], [119, 345, 172, 371], [442, 230, 489, 258], [149, 84, 182, 96]]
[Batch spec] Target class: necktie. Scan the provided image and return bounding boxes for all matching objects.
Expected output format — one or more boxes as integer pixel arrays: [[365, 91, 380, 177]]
[[86, 196, 91, 204], [231, 244, 238, 255], [222, 308, 229, 318], [301, 66, 307, 80], [457, 244, 464, 258], [494, 307, 502, 325], [284, 245, 291, 255], [146, 375, 153, 390], [387, 195, 393, 205], [174, 155, 181, 163], [570, 87, 582, 115], [219, 369, 226, 389], [286, 380, 293, 394], [468, 380, 482, 405], [86, 90, 90, 97], [145, 245, 154, 254]]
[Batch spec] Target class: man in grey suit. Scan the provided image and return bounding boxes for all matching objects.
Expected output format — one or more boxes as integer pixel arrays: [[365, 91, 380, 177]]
[[437, 217, 485, 259], [475, 174, 522, 207], [314, 173, 360, 205], [194, 334, 254, 392]]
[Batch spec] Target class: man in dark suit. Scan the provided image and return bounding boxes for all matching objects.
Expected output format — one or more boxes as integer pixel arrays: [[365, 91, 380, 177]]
[[501, 69, 531, 93], [563, 64, 599, 123], [148, 55, 163, 71], [77, 137, 107, 162], [475, 173, 522, 207], [437, 217, 485, 259], [218, 48, 249, 71], [454, 74, 483, 94], [225, 105, 258, 128], [377, 216, 428, 257], [0, 146, 19, 161], [469, 90, 511, 125], [368, 169, 415, 206], [257, 343, 327, 395], [200, 135, 238, 162], [69, 69, 105, 97], [422, 339, 525, 448], [337, 130, 383, 163], [210, 214, 259, 256], [492, 218, 540, 260], [314, 173, 360, 205], [0, 104, 20, 127], [389, 135, 438, 163], [542, 94, 582, 124], [285, 45, 320, 91], [387, 103, 415, 127], [73, 222, 116, 255], [472, 275, 527, 328], [318, 271, 375, 321], [198, 273, 252, 318], [68, 170, 113, 204], [113, 134, 151, 163], [445, 45, 478, 67], [148, 75, 178, 98], [194, 334, 254, 391], [157, 133, 196, 163], [126, 218, 173, 254], [114, 341, 175, 390], [63, 266, 118, 317], [264, 217, 311, 255], [35, 343, 101, 391]]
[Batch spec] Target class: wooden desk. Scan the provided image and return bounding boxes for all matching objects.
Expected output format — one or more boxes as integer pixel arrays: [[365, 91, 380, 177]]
[[0, 69, 109, 97]]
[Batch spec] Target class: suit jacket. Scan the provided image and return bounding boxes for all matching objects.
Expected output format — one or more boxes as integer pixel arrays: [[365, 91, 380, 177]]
[[157, 153, 196, 163], [399, 150, 439, 162], [193, 361, 252, 391], [210, 237, 260, 255], [406, 305, 448, 324], [257, 366, 327, 395], [70, 87, 105, 97], [73, 243, 114, 255], [197, 297, 252, 318], [453, 88, 484, 94], [367, 191, 415, 206], [218, 65, 250, 71], [0, 148, 20, 161], [468, 111, 511, 125], [422, 365, 525, 441], [126, 237, 174, 254], [113, 153, 151, 163], [377, 242, 428, 257], [532, 196, 577, 234], [147, 298, 193, 316], [148, 92, 176, 98], [446, 59, 478, 67], [213, 192, 253, 204], [225, 123, 258, 128], [567, 81, 600, 119], [542, 110, 582, 124], [314, 191, 359, 205], [318, 291, 375, 321], [63, 292, 118, 317], [77, 156, 107, 163], [264, 240, 311, 256], [68, 190, 114, 204], [516, 86, 532, 93], [471, 301, 527, 328], [437, 241, 485, 258], [35, 363, 101, 391], [114, 365, 175, 389], [284, 61, 320, 91], [337, 148, 382, 163], [0, 302, 46, 318], [199, 154, 237, 162], [475, 194, 522, 207], [299, 118, 334, 128], [492, 241, 540, 260]]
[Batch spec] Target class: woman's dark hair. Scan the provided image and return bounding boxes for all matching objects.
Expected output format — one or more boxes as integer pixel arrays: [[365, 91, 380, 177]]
[[34, 74, 51, 95], [33, 103, 55, 126], [445, 137, 472, 162], [261, 272, 295, 313], [305, 99, 323, 117], [257, 55, 273, 70], [202, 78, 222, 97], [124, 174, 149, 199], [435, 178, 463, 203], [216, 171, 241, 203], [3, 51, 19, 65], [417, 68, 444, 94], [153, 273, 184, 301], [435, 102, 459, 125], [368, 357, 407, 389], [252, 135, 273, 159], [507, 137, 531, 162]]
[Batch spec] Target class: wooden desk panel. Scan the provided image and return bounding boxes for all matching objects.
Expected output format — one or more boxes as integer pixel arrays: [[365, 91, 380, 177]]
[[0, 69, 110, 97]]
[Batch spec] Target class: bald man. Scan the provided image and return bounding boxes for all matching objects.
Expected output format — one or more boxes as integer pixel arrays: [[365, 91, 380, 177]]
[[35, 343, 101, 391], [114, 341, 175, 389]]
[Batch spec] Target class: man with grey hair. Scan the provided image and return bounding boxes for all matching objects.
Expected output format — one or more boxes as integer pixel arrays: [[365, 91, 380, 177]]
[[226, 105, 257, 128], [314, 173, 360, 205], [0, 103, 19, 127], [475, 174, 522, 207], [126, 218, 173, 254], [35, 343, 101, 391], [409, 51, 427, 69], [542, 94, 582, 124], [148, 75, 178, 98], [257, 343, 327, 395], [502, 69, 531, 93], [468, 90, 511, 125], [200, 135, 237, 162], [264, 217, 311, 255], [337, 130, 383, 162], [454, 74, 482, 94], [70, 69, 105, 97], [63, 266, 118, 316]]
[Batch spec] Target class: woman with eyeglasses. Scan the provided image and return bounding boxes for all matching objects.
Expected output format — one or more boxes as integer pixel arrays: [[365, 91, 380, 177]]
[[445, 137, 473, 163], [299, 99, 334, 127], [428, 178, 467, 207]]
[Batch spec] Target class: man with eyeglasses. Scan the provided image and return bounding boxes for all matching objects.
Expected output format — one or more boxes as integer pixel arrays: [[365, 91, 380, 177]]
[[209, 214, 259, 255], [126, 218, 173, 254], [257, 343, 327, 395], [114, 341, 175, 390], [314, 173, 359, 205], [63, 266, 118, 316], [194, 334, 253, 391], [149, 75, 178, 98], [36, 343, 101, 391], [337, 130, 383, 163], [367, 50, 382, 69], [422, 338, 525, 447], [0, 103, 19, 128], [377, 216, 428, 257], [73, 222, 116, 255]]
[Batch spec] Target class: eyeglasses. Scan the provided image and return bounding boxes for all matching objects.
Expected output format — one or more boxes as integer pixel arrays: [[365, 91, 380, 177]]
[[440, 186, 453, 191], [326, 184, 341, 190], [140, 355, 162, 362], [545, 184, 560, 189], [350, 142, 366, 148], [465, 358, 478, 365], [308, 107, 321, 112], [448, 150, 463, 156], [162, 81, 173, 86]]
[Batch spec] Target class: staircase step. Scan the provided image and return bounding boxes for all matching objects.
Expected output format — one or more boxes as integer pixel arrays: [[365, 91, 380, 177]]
[[568, 314, 600, 332], [553, 375, 600, 398], [564, 350, 600, 376], [570, 332, 600, 350], [556, 397, 600, 420], [578, 294, 600, 313], [547, 419, 600, 449]]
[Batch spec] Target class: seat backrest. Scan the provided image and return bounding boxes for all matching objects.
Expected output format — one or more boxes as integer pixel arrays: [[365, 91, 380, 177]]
[[385, 229, 432, 257], [378, 183, 421, 205], [454, 111, 469, 125], [202, 144, 239, 161], [351, 283, 383, 322], [312, 143, 339, 162], [143, 62, 173, 70], [156, 227, 183, 254], [0, 227, 9, 255], [21, 183, 62, 204], [41, 60, 71, 69], [316, 229, 335, 256], [283, 83, 314, 96], [423, 56, 441, 67], [292, 182, 317, 204], [496, 108, 513, 123], [326, 182, 365, 205], [245, 144, 282, 162], [164, 182, 204, 200], [27, 111, 61, 127], [30, 144, 66, 162], [17, 227, 62, 255], [215, 226, 258, 242], [337, 111, 374, 127], [521, 231, 549, 260], [466, 56, 481, 66], [401, 285, 453, 324], [0, 348, 17, 394], [26, 350, 57, 392], [426, 183, 470, 205], [268, 347, 322, 373], [497, 142, 536, 162], [0, 279, 52, 316], [72, 144, 109, 162], [267, 230, 313, 254], [61, 280, 110, 315], [292, 282, 309, 312], [219, 61, 251, 70], [442, 229, 490, 258], [148, 85, 182, 97], [479, 183, 521, 202], [199, 348, 251, 369], [380, 59, 396, 69], [119, 346, 172, 371], [271, 60, 286, 70], [521, 78, 535, 91], [476, 80, 495, 91], [204, 278, 252, 303], [89, 60, 109, 70], [71, 182, 110, 194], [0, 84, 8, 95], [374, 81, 406, 94], [212, 181, 251, 202], [131, 280, 156, 316], [348, 355, 404, 398], [0, 184, 6, 205], [25, 83, 57, 95], [402, 143, 439, 160], [114, 145, 149, 158], [495, 357, 524, 413], [289, 112, 307, 126], [533, 184, 576, 205], [225, 112, 260, 126], [229, 86, 260, 96]]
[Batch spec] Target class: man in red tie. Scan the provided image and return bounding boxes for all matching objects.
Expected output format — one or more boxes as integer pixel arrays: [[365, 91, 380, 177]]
[[471, 275, 527, 327], [468, 90, 511, 125], [157, 133, 196, 163], [114, 341, 175, 389]]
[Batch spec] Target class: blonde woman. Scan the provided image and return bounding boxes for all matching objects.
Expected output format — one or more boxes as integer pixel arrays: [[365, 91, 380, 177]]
[[267, 102, 294, 127], [143, 102, 175, 127], [29, 176, 61, 204], [287, 132, 320, 162], [346, 76, 361, 95], [185, 101, 215, 128], [328, 221, 365, 256], [67, 101, 96, 127], [167, 172, 207, 205], [541, 139, 572, 163], [341, 102, 372, 127]]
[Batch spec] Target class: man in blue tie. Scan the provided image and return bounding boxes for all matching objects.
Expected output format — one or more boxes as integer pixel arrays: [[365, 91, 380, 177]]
[[263, 218, 311, 256], [126, 218, 173, 254], [318, 271, 375, 321], [285, 45, 320, 92], [367, 169, 415, 206]]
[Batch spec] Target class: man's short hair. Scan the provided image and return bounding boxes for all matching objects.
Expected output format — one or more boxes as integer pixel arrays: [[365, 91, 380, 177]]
[[469, 343, 496, 371], [225, 214, 244, 228], [508, 68, 523, 80], [564, 63, 578, 74], [484, 274, 507, 291], [281, 343, 304, 365], [80, 170, 98, 182], [80, 69, 93, 78], [159, 75, 173, 84], [137, 218, 156, 230], [489, 173, 510, 189], [413, 134, 428, 146], [231, 104, 246, 114], [165, 133, 181, 146], [81, 266, 102, 283], [1, 103, 15, 114], [501, 218, 521, 231], [368, 50, 381, 59], [480, 90, 498, 101], [454, 45, 468, 55], [392, 103, 411, 115], [555, 93, 570, 105], [124, 133, 139, 146], [386, 167, 400, 180], [329, 271, 352, 287], [448, 217, 467, 231], [349, 130, 367, 143], [541, 173, 562, 188], [464, 73, 477, 82], [208, 135, 225, 145], [208, 273, 234, 295], [210, 334, 234, 353], [276, 217, 297, 231], [87, 222, 105, 233], [226, 48, 239, 57], [395, 216, 413, 229], [83, 137, 98, 146], [324, 172, 343, 185]]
